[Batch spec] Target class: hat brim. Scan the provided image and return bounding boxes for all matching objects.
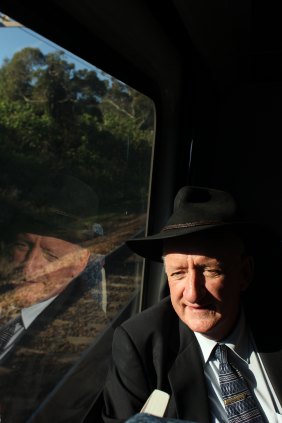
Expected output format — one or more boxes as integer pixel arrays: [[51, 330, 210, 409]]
[[126, 221, 274, 262]]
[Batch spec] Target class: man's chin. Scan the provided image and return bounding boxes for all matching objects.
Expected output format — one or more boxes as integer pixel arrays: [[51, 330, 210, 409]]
[[183, 312, 219, 334]]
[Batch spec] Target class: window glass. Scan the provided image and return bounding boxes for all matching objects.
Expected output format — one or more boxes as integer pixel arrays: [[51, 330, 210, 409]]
[[0, 12, 154, 423]]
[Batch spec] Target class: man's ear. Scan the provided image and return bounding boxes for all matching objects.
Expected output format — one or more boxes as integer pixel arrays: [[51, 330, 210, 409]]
[[78, 248, 90, 271], [240, 255, 254, 291]]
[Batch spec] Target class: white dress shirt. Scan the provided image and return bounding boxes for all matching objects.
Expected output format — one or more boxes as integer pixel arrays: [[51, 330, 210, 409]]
[[194, 311, 282, 422]]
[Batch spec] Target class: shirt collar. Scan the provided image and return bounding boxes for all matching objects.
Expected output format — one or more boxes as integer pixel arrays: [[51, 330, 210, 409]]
[[21, 296, 56, 329]]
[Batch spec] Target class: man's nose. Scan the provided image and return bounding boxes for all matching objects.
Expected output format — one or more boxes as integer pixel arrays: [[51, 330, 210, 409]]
[[22, 246, 47, 279], [183, 270, 205, 303]]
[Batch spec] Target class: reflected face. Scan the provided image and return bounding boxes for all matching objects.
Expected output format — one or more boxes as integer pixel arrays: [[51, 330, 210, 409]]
[[163, 231, 253, 341], [1, 232, 90, 306]]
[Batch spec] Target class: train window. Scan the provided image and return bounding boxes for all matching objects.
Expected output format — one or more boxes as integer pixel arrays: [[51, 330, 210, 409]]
[[0, 12, 155, 423]]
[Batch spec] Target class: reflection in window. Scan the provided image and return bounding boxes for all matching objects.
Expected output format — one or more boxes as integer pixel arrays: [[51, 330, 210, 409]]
[[0, 11, 154, 423]]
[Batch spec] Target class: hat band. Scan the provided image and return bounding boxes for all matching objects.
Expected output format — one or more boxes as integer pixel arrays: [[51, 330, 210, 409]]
[[51, 208, 80, 221], [162, 220, 224, 232]]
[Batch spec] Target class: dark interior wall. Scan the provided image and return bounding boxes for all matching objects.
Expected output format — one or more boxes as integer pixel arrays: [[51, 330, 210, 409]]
[[175, 0, 282, 238], [213, 82, 282, 237], [190, 78, 282, 238]]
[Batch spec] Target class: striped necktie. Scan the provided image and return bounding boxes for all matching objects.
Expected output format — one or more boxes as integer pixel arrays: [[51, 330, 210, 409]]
[[0, 315, 22, 353], [215, 344, 265, 422]]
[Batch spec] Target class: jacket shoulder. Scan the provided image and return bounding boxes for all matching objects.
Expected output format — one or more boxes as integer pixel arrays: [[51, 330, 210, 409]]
[[121, 296, 177, 338]]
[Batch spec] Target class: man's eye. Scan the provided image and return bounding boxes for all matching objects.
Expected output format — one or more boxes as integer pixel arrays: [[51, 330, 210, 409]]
[[170, 271, 185, 279], [42, 250, 59, 262], [11, 242, 29, 252], [203, 269, 222, 277]]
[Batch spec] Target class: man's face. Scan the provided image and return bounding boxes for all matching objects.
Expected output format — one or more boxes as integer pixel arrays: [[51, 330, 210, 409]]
[[1, 232, 90, 307], [163, 231, 253, 341]]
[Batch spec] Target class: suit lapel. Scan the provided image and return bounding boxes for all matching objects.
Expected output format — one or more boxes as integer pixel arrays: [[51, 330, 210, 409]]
[[246, 296, 282, 409], [168, 320, 210, 423], [254, 332, 282, 407], [260, 350, 282, 405]]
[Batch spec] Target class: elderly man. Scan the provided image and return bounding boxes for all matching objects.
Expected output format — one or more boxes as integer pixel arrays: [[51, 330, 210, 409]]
[[102, 186, 281, 423], [0, 173, 106, 423]]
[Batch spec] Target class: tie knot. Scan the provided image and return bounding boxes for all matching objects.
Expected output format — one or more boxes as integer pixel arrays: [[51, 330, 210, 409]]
[[214, 343, 228, 364]]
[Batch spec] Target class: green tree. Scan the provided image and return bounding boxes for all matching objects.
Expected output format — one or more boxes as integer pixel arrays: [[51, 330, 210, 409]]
[[0, 47, 45, 102], [0, 47, 154, 212]]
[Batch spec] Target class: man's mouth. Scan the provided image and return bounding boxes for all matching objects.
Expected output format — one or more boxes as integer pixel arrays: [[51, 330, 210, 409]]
[[0, 283, 15, 294], [187, 303, 215, 311], [10, 277, 46, 287]]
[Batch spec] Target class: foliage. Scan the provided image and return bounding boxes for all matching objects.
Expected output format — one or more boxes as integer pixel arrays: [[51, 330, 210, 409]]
[[0, 48, 154, 214]]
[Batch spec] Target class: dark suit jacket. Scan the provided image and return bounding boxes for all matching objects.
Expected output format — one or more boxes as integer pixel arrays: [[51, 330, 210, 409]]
[[0, 263, 108, 423], [102, 295, 282, 423]]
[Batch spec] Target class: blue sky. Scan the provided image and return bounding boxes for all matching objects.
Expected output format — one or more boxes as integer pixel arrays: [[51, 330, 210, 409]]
[[0, 12, 103, 74]]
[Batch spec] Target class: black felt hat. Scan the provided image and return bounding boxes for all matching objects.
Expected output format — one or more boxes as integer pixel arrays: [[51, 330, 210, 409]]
[[126, 185, 273, 262], [0, 173, 100, 244]]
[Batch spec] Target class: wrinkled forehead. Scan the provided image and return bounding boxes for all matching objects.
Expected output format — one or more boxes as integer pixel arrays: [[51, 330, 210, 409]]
[[163, 229, 246, 258]]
